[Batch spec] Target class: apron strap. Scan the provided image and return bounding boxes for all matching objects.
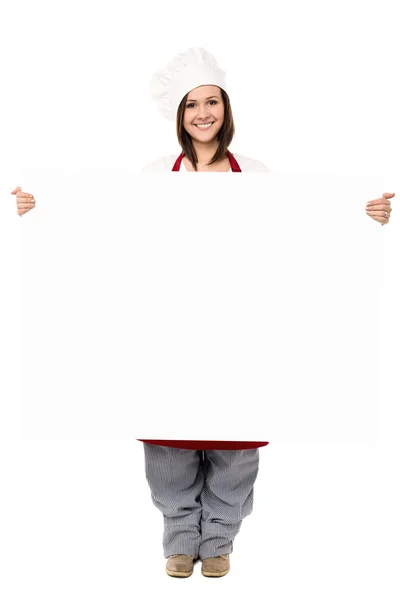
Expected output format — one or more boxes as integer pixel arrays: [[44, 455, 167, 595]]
[[171, 153, 184, 171], [171, 150, 242, 172], [226, 150, 242, 172]]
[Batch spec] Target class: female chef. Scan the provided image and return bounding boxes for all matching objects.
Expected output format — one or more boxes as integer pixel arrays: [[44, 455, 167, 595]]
[[11, 47, 394, 579]]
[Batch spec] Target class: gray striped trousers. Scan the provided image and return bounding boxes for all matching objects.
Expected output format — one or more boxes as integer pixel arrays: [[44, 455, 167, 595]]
[[143, 444, 260, 559]]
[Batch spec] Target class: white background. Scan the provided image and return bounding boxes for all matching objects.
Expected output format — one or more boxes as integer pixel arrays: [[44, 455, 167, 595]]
[[1, 0, 399, 597]]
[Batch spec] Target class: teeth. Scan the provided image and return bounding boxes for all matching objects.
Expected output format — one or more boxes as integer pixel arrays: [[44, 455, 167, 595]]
[[195, 123, 213, 128]]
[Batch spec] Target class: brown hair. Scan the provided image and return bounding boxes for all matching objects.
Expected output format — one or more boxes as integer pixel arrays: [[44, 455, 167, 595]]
[[176, 88, 235, 171]]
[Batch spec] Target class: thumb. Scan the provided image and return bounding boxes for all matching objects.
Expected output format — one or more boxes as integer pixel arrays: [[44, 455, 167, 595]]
[[11, 186, 22, 195], [382, 192, 395, 198]]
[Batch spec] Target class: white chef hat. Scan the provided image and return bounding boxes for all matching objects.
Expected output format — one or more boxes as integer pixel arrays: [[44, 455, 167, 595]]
[[150, 47, 228, 121]]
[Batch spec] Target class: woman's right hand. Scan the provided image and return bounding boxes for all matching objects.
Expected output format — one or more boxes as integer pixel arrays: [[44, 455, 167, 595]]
[[11, 187, 36, 217]]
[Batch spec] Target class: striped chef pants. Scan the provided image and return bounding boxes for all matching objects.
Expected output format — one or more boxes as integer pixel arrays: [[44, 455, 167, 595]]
[[143, 443, 260, 559]]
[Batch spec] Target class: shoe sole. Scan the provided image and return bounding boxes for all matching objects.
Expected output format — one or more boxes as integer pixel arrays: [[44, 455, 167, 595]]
[[201, 566, 230, 577], [166, 567, 194, 578]]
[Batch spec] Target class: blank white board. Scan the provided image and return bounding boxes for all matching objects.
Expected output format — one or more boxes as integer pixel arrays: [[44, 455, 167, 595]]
[[20, 170, 383, 441]]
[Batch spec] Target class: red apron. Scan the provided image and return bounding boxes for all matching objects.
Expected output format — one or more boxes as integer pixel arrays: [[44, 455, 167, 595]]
[[137, 440, 269, 450], [138, 150, 269, 450], [172, 149, 242, 172]]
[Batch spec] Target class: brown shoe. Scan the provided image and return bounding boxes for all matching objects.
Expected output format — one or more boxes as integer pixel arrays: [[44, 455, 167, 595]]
[[201, 554, 230, 577], [165, 554, 194, 578]]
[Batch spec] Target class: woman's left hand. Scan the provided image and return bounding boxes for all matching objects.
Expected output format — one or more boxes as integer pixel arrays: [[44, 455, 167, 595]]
[[365, 192, 395, 225]]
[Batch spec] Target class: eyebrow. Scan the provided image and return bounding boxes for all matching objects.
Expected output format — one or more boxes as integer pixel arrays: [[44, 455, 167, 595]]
[[186, 96, 220, 102]]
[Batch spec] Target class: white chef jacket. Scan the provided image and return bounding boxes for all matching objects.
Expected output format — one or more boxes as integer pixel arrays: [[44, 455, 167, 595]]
[[140, 152, 271, 173]]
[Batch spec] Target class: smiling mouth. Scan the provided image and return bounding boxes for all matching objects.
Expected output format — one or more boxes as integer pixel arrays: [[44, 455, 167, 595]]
[[194, 122, 215, 129]]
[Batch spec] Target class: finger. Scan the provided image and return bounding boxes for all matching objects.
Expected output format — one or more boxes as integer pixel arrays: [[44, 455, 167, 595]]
[[366, 203, 390, 210], [17, 196, 36, 202], [18, 208, 31, 216], [18, 204, 35, 213], [16, 192, 34, 199], [366, 209, 389, 217], [17, 198, 35, 205], [11, 186, 22, 195], [16, 196, 35, 205], [366, 200, 390, 207], [17, 202, 35, 208], [366, 198, 385, 207]]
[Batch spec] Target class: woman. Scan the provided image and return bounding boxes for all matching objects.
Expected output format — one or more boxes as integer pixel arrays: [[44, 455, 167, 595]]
[[11, 47, 394, 579]]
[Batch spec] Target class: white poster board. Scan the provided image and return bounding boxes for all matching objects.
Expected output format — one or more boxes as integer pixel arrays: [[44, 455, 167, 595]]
[[20, 170, 383, 441]]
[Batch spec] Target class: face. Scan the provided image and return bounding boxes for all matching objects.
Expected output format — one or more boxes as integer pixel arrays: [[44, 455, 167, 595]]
[[183, 85, 225, 143]]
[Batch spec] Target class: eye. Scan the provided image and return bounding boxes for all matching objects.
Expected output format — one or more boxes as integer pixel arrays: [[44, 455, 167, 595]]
[[186, 100, 218, 108]]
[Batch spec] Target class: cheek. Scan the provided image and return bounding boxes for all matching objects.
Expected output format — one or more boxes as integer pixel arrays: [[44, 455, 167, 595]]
[[216, 107, 224, 122], [183, 114, 194, 129]]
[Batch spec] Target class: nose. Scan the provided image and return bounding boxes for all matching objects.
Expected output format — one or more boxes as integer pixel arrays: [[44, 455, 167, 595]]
[[197, 104, 210, 119]]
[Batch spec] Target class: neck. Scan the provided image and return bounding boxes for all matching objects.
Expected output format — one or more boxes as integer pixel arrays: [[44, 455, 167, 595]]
[[191, 139, 223, 165]]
